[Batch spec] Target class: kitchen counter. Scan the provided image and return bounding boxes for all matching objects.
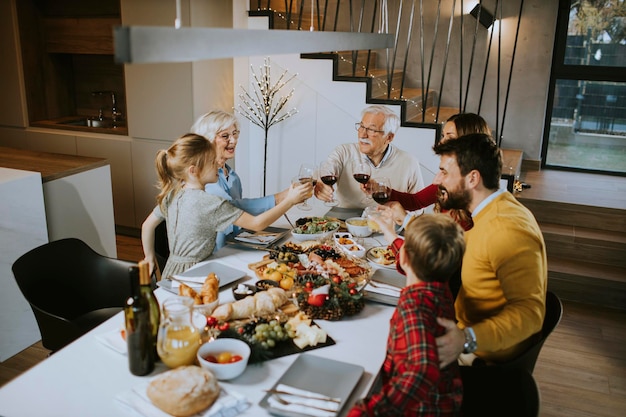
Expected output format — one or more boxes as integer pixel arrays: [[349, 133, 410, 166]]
[[0, 146, 110, 182], [0, 146, 117, 258], [31, 116, 128, 136]]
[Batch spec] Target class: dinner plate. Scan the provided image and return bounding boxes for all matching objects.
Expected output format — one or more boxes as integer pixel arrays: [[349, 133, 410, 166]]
[[259, 353, 364, 416], [157, 261, 247, 294], [365, 246, 396, 269], [364, 268, 406, 306]]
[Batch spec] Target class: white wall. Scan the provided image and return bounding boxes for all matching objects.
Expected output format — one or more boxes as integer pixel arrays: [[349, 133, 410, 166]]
[[233, 15, 439, 200]]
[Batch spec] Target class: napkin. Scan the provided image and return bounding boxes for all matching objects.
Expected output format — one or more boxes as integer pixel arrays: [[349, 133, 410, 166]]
[[364, 282, 402, 297], [234, 231, 278, 245], [267, 384, 341, 417], [168, 277, 205, 289], [95, 329, 127, 355], [117, 383, 250, 417]]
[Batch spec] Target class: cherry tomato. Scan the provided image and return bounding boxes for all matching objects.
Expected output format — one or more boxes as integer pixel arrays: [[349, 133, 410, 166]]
[[206, 316, 218, 327], [204, 355, 218, 363], [218, 322, 230, 331], [332, 275, 342, 284], [237, 327, 245, 334], [348, 282, 356, 289], [230, 355, 243, 363], [307, 293, 327, 307], [216, 352, 232, 364], [349, 288, 358, 295]]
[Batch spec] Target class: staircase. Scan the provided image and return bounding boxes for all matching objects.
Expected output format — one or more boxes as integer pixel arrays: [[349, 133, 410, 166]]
[[250, 1, 461, 129]]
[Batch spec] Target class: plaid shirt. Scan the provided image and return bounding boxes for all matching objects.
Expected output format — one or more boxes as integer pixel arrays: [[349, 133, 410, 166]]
[[347, 282, 462, 416]]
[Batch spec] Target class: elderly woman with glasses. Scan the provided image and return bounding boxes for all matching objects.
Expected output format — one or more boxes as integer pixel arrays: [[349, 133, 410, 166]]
[[315, 105, 424, 209], [191, 110, 290, 250]]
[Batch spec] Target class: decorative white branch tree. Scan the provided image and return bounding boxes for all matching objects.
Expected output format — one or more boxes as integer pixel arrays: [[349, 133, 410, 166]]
[[236, 57, 298, 196]]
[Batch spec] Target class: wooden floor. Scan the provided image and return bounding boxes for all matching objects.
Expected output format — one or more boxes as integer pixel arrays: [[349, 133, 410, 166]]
[[2, 170, 626, 416]]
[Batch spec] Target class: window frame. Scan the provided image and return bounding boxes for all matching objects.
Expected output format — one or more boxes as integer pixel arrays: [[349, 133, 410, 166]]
[[541, 0, 626, 175]]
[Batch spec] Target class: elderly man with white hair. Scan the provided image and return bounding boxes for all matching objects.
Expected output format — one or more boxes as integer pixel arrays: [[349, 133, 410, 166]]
[[315, 105, 425, 209]]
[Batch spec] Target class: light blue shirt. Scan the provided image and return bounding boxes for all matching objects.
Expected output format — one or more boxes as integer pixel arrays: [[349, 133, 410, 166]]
[[205, 163, 275, 251], [471, 188, 506, 217]]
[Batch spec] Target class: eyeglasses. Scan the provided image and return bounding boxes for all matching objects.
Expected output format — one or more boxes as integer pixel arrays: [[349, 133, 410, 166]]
[[355, 123, 384, 136], [216, 130, 240, 141]]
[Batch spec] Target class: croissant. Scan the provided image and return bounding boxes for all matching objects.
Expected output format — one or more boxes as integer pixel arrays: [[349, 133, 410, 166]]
[[201, 273, 219, 304], [179, 283, 202, 305]]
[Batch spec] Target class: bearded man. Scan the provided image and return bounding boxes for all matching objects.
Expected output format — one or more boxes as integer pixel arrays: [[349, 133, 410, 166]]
[[433, 133, 547, 366]]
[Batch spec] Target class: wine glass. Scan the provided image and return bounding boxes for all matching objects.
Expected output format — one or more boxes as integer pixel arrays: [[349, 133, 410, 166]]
[[294, 163, 317, 211], [371, 177, 391, 205], [351, 159, 372, 205], [319, 161, 339, 207]]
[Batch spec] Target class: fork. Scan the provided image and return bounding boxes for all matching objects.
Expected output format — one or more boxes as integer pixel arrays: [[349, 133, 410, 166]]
[[271, 395, 338, 413]]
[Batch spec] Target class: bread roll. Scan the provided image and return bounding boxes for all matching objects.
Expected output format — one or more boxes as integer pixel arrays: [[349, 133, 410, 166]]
[[266, 287, 288, 306], [212, 303, 232, 321], [231, 296, 256, 319], [147, 366, 220, 417], [254, 291, 276, 316]]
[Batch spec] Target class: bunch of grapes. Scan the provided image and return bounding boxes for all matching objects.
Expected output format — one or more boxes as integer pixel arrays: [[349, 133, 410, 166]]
[[239, 319, 295, 349]]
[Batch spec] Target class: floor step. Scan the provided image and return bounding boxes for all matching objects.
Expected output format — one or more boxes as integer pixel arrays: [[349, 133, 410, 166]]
[[540, 222, 626, 268], [520, 198, 626, 234], [547, 257, 626, 310]]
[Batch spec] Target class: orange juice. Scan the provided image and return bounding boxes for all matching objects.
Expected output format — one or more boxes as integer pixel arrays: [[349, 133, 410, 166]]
[[157, 326, 200, 368]]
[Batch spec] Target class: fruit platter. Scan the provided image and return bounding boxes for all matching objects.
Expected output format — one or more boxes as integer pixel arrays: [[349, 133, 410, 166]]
[[248, 241, 373, 321]]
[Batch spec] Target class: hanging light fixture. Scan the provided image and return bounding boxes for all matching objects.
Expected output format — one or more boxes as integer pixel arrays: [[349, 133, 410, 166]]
[[470, 4, 495, 29], [114, 27, 394, 64]]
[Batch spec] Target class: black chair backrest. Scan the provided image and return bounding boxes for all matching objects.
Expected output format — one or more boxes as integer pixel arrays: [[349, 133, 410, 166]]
[[500, 290, 563, 373], [154, 220, 169, 272], [12, 238, 134, 350], [461, 366, 540, 417]]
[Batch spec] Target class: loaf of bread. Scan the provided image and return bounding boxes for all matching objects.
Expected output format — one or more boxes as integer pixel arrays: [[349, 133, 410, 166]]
[[147, 366, 220, 417], [212, 287, 289, 321]]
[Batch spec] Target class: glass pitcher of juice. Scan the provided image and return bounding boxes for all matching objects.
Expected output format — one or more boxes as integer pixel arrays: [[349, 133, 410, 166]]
[[157, 296, 201, 368]]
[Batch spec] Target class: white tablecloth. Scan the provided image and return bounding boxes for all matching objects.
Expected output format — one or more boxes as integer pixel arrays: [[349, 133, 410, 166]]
[[0, 232, 396, 417]]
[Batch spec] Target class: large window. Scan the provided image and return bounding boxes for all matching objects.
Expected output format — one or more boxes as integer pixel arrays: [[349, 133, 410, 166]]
[[543, 0, 626, 175]]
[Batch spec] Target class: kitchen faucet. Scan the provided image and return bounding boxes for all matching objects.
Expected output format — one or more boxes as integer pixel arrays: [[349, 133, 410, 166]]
[[91, 91, 123, 127]]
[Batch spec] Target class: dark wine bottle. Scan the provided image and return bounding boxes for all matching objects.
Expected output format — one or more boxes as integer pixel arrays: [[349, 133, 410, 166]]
[[124, 266, 154, 376], [138, 260, 160, 360]]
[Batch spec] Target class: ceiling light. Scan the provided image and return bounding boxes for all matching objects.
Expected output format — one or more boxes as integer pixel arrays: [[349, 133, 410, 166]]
[[114, 27, 395, 64], [470, 4, 495, 29]]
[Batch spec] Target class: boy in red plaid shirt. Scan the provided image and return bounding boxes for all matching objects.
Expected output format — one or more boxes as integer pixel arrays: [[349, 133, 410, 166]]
[[348, 214, 464, 416]]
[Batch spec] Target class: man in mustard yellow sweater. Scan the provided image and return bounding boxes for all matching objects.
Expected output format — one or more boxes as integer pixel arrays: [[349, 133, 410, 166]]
[[434, 133, 547, 366]]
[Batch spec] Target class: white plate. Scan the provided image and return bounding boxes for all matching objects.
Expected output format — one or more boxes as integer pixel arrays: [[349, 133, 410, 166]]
[[365, 246, 396, 269], [259, 353, 364, 416], [157, 261, 247, 293], [364, 268, 406, 306]]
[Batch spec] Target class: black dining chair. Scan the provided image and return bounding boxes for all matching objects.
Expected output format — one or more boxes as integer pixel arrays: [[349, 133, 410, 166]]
[[498, 290, 563, 374], [461, 366, 540, 417], [154, 220, 169, 274], [12, 238, 134, 353]]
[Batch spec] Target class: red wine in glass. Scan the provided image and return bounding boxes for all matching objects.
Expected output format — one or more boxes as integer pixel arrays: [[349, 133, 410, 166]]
[[321, 175, 337, 186], [353, 173, 370, 184], [372, 189, 390, 204]]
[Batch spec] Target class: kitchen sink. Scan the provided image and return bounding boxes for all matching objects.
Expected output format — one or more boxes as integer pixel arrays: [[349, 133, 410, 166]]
[[58, 118, 113, 128]]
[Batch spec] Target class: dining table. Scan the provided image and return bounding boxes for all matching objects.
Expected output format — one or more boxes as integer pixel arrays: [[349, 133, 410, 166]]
[[0, 206, 403, 417]]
